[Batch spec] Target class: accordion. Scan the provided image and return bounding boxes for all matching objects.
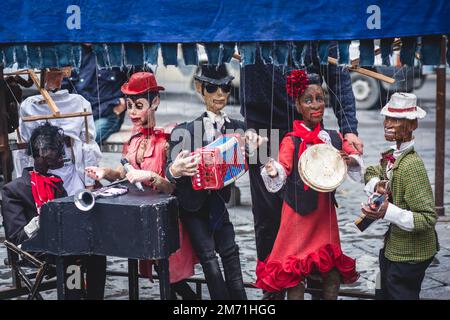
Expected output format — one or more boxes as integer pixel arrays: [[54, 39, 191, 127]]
[[192, 134, 248, 190]]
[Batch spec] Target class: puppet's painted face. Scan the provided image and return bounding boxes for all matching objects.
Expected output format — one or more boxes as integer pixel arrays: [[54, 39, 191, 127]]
[[383, 116, 417, 142], [127, 95, 159, 128], [296, 84, 325, 129], [196, 81, 231, 114], [43, 149, 65, 170], [34, 148, 65, 173]]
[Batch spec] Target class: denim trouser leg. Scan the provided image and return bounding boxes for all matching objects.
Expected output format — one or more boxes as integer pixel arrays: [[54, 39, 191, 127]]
[[95, 112, 125, 145]]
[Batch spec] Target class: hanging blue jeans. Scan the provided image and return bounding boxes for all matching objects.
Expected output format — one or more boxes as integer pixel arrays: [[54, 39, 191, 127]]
[[94, 111, 125, 145]]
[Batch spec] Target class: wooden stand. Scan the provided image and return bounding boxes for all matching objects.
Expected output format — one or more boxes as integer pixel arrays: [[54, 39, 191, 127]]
[[231, 53, 395, 84], [0, 67, 94, 182]]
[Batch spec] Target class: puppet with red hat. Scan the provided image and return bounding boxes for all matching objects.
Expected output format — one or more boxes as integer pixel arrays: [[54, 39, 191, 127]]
[[85, 71, 198, 299]]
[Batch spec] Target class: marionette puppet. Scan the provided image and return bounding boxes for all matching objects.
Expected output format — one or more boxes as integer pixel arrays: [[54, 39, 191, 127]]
[[85, 72, 198, 300], [362, 92, 438, 300], [256, 70, 362, 300], [165, 64, 267, 300], [1, 123, 106, 299], [17, 67, 101, 196], [2, 123, 66, 245]]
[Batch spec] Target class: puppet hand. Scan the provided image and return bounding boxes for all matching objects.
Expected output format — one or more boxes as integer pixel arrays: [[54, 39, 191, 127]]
[[339, 150, 352, 165], [24, 216, 40, 238], [375, 180, 390, 194], [85, 166, 105, 181], [126, 170, 156, 184], [344, 133, 364, 154], [265, 159, 279, 178], [339, 150, 358, 167], [170, 150, 201, 177], [361, 196, 389, 220]]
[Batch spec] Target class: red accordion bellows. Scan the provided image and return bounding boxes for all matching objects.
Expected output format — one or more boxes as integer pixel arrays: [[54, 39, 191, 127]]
[[192, 134, 248, 190]]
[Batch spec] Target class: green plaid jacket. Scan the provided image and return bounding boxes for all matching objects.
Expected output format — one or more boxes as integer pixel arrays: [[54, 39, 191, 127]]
[[364, 147, 439, 263]]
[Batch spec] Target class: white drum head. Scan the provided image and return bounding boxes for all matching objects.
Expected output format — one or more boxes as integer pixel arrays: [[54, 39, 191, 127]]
[[298, 144, 347, 192]]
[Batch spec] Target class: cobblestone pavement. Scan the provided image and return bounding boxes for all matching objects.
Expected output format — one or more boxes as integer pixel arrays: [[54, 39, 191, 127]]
[[1, 77, 449, 299]]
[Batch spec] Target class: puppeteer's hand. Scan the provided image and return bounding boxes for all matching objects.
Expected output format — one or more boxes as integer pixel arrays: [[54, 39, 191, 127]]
[[344, 133, 364, 154], [244, 131, 269, 156], [265, 159, 278, 178], [85, 166, 106, 181], [126, 170, 156, 184], [170, 150, 201, 177], [361, 196, 389, 220], [113, 98, 126, 117]]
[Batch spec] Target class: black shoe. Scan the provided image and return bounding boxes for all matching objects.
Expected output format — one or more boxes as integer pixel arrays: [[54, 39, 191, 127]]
[[171, 280, 198, 300]]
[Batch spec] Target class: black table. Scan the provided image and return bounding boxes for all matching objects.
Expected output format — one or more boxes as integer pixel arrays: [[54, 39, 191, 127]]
[[22, 184, 180, 300]]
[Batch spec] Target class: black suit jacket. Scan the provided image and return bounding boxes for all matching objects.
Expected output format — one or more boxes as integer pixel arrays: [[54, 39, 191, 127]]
[[1, 168, 66, 245], [165, 113, 246, 213]]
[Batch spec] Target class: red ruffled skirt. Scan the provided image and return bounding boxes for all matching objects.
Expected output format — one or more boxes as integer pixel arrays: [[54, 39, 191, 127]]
[[255, 193, 358, 292]]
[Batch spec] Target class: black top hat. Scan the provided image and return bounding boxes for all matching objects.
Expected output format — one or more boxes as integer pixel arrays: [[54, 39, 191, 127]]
[[194, 64, 234, 86]]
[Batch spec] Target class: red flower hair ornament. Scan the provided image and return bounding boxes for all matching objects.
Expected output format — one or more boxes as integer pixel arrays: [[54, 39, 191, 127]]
[[286, 69, 310, 99]]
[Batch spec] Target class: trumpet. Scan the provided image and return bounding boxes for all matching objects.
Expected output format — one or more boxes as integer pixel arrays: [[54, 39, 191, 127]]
[[74, 179, 128, 212]]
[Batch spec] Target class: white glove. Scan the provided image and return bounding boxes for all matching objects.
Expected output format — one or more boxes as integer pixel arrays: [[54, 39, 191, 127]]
[[24, 216, 40, 238]]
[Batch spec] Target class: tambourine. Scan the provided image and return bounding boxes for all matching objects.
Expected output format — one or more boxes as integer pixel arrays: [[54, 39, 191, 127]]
[[298, 143, 347, 192]]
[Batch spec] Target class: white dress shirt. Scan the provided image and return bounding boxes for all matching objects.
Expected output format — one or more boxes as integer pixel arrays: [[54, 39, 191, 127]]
[[203, 110, 231, 143], [16, 90, 102, 195], [364, 140, 415, 231]]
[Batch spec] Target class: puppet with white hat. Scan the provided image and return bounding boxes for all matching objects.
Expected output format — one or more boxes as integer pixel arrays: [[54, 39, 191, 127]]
[[361, 92, 438, 300]]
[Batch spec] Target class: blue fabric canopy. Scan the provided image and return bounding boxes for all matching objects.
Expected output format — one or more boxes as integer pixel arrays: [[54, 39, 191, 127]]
[[1, 0, 449, 42], [0, 0, 449, 68]]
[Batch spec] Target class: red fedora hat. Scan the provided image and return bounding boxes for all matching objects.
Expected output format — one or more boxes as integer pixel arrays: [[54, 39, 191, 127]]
[[121, 72, 165, 95]]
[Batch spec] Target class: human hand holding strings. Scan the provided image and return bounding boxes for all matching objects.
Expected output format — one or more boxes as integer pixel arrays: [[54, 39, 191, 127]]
[[244, 131, 268, 156], [344, 133, 364, 154]]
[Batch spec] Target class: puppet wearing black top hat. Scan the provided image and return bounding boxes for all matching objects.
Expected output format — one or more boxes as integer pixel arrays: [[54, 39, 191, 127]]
[[166, 64, 266, 300]]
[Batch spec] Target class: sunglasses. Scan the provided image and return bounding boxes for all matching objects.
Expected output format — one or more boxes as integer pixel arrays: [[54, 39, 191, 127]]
[[204, 83, 232, 94]]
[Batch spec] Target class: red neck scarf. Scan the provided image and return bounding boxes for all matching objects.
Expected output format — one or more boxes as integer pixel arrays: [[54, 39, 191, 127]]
[[30, 171, 62, 213], [286, 120, 324, 159], [286, 121, 324, 191], [381, 153, 396, 165], [140, 127, 154, 137]]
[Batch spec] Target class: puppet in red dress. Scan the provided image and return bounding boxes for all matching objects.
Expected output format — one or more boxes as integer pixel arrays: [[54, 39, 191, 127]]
[[256, 70, 362, 300]]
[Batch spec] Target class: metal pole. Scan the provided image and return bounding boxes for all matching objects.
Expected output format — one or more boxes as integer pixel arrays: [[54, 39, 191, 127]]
[[435, 35, 447, 216], [0, 64, 12, 183]]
